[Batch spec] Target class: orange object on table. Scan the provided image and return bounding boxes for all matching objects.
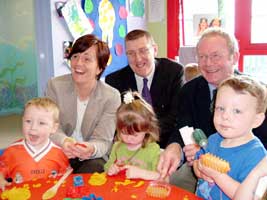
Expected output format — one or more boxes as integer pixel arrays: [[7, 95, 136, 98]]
[[0, 173, 202, 200]]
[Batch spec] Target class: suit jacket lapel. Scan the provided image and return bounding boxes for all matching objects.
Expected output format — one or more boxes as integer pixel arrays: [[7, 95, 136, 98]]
[[63, 78, 77, 136], [149, 59, 160, 99], [195, 76, 215, 134]]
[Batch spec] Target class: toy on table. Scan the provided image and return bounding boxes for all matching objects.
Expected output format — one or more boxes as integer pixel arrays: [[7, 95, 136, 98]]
[[146, 181, 171, 199], [73, 175, 84, 187], [42, 167, 73, 200], [65, 137, 87, 148], [1, 185, 31, 200], [88, 173, 107, 186], [75, 143, 87, 148], [81, 193, 103, 200]]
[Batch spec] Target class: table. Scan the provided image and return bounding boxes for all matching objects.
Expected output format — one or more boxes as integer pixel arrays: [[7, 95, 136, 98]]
[[0, 173, 202, 200]]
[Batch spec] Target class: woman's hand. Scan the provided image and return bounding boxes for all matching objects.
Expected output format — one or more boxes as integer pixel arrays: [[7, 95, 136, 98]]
[[73, 143, 95, 160], [62, 138, 95, 160], [62, 138, 77, 158]]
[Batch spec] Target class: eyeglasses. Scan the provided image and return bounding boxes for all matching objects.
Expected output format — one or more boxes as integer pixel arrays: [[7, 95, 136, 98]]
[[126, 47, 152, 59], [197, 52, 224, 63]]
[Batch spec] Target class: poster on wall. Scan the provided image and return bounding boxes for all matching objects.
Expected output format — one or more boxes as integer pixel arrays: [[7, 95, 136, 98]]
[[62, 0, 147, 77], [81, 0, 129, 76], [193, 14, 222, 37], [126, 0, 146, 32], [61, 0, 94, 39]]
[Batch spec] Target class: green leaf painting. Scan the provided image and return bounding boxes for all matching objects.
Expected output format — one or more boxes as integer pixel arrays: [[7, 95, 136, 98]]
[[131, 0, 144, 17]]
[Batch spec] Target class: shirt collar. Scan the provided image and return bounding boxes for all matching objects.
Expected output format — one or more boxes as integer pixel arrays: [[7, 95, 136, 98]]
[[134, 61, 156, 89], [208, 83, 217, 100]]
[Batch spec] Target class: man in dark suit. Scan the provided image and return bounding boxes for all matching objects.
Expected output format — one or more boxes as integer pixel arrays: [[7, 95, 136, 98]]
[[105, 29, 184, 148], [157, 28, 267, 192]]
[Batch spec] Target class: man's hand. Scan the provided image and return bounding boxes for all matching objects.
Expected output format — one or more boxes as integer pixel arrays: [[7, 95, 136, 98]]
[[157, 143, 182, 179], [183, 144, 200, 166]]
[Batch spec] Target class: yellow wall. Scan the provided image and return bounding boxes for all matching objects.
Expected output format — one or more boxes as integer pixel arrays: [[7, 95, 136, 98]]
[[147, 0, 167, 57]]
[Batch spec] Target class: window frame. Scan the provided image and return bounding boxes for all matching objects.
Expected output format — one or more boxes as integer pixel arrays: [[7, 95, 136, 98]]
[[167, 0, 267, 71], [235, 0, 267, 70]]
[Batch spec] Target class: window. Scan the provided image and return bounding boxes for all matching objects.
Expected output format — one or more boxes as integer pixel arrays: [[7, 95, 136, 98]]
[[167, 0, 267, 83], [236, 0, 267, 83], [251, 0, 267, 43], [179, 0, 234, 46]]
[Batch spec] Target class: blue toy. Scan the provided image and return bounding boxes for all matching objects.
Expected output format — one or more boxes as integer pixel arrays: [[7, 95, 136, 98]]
[[73, 175, 84, 187], [82, 193, 103, 200]]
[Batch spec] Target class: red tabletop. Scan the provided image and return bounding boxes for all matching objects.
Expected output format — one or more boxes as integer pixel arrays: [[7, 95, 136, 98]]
[[0, 173, 202, 200]]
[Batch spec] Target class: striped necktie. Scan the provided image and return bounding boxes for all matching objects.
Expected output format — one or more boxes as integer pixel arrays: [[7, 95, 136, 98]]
[[210, 89, 217, 113]]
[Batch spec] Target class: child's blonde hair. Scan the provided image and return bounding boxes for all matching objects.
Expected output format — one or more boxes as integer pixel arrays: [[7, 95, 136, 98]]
[[116, 91, 160, 147], [218, 76, 267, 113], [24, 97, 60, 123], [184, 63, 200, 82]]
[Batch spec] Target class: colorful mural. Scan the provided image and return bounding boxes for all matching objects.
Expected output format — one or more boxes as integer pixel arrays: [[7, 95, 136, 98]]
[[62, 0, 146, 76], [0, 1, 38, 115], [82, 0, 129, 76]]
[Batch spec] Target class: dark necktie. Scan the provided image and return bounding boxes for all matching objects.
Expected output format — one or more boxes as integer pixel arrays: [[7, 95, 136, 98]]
[[142, 78, 152, 105], [210, 89, 217, 113]]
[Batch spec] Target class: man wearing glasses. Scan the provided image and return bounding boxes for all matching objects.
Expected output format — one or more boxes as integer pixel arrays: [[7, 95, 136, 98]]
[[105, 29, 184, 149]]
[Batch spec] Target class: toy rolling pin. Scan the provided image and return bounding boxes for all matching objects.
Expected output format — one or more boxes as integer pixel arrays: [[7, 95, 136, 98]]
[[192, 129, 231, 173], [200, 153, 230, 173]]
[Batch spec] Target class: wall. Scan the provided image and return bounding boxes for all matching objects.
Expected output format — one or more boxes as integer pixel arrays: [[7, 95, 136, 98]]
[[0, 0, 38, 115], [35, 0, 73, 96], [147, 0, 167, 57], [36, 0, 168, 95], [50, 0, 73, 76]]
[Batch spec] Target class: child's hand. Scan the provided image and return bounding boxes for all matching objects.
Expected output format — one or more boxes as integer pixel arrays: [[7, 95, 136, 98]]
[[0, 174, 11, 191], [195, 159, 223, 183], [122, 165, 142, 179], [107, 164, 121, 176]]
